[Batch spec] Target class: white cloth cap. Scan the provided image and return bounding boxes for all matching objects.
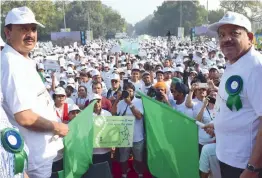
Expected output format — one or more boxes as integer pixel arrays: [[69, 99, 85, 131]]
[[5, 6, 44, 28], [201, 69, 209, 74], [175, 67, 184, 73], [89, 93, 102, 101], [111, 73, 120, 80], [67, 67, 74, 74], [163, 67, 173, 73], [208, 11, 251, 32], [67, 78, 75, 84], [91, 69, 100, 77], [38, 63, 44, 70], [54, 87, 66, 95], [69, 104, 81, 112], [132, 64, 140, 71]]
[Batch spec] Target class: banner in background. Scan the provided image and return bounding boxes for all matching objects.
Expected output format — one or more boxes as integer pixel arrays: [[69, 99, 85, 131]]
[[93, 116, 135, 148]]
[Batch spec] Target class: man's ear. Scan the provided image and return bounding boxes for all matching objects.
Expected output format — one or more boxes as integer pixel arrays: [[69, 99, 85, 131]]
[[247, 32, 254, 42], [4, 27, 11, 40]]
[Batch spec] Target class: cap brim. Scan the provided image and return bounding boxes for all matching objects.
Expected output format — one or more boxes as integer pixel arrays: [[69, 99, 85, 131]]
[[208, 21, 249, 32], [8, 20, 45, 28]]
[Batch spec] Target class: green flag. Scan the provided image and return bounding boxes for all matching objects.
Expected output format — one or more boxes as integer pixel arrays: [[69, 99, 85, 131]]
[[59, 101, 96, 178], [139, 92, 200, 178]]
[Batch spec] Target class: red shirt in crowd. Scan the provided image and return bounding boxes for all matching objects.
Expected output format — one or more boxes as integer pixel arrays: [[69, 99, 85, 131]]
[[85, 96, 112, 112]]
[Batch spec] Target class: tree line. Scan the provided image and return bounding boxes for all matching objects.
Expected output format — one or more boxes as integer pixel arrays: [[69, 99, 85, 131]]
[[134, 0, 262, 36], [1, 0, 129, 41]]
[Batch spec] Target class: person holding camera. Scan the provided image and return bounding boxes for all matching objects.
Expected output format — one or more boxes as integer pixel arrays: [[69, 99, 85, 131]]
[[111, 82, 144, 178], [196, 91, 217, 155]]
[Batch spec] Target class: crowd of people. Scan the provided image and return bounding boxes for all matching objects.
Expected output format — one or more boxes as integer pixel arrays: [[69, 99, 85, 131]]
[[1, 6, 262, 178]]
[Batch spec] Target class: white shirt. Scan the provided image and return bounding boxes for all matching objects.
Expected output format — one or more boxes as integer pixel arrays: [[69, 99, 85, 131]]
[[214, 47, 262, 169], [101, 71, 112, 89], [198, 107, 215, 145], [1, 45, 60, 176], [93, 110, 112, 155], [172, 100, 193, 118], [199, 143, 221, 178], [192, 98, 204, 118], [117, 97, 144, 142], [130, 80, 144, 93]]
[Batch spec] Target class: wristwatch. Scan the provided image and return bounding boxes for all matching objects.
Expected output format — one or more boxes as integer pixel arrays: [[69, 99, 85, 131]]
[[246, 163, 262, 172], [129, 104, 134, 109]]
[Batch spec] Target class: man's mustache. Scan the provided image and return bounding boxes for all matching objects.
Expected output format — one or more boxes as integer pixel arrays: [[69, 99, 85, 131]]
[[24, 37, 35, 41], [222, 41, 235, 47]]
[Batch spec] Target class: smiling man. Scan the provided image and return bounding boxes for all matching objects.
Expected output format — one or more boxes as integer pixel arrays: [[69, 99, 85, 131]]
[[206, 12, 262, 178], [1, 7, 68, 178]]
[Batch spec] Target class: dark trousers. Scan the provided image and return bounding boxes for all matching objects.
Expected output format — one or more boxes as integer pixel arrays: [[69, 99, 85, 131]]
[[93, 152, 112, 171], [52, 158, 64, 172], [220, 161, 262, 178]]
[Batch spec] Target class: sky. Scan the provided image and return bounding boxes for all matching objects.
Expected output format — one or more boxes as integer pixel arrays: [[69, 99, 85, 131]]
[[102, 0, 221, 25]]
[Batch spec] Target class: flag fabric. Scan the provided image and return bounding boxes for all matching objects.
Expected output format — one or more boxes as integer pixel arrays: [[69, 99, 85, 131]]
[[59, 101, 96, 178], [139, 92, 200, 178]]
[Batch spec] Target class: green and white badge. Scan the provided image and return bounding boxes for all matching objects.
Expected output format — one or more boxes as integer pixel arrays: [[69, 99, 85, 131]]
[[225, 75, 243, 111]]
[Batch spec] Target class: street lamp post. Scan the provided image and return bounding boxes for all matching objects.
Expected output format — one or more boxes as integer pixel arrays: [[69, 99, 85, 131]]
[[63, 1, 67, 29]]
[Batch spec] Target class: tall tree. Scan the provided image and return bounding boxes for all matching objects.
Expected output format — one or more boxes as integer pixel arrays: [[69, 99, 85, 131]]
[[220, 0, 262, 22], [208, 9, 225, 24]]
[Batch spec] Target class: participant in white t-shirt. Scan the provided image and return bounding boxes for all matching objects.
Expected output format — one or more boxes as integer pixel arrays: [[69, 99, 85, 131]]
[[206, 12, 262, 177], [1, 7, 68, 178], [90, 94, 112, 170], [199, 143, 221, 178], [185, 82, 207, 118], [171, 82, 193, 118], [129, 66, 144, 93], [111, 82, 144, 178]]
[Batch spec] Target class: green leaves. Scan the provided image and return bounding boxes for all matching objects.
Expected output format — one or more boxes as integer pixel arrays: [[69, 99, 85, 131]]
[[134, 1, 209, 36]]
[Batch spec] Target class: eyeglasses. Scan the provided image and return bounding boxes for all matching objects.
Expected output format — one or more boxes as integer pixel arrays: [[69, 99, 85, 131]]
[[56, 95, 65, 98], [111, 80, 118, 83]]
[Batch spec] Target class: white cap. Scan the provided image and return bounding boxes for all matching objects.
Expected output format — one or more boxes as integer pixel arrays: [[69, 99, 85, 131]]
[[54, 87, 66, 95], [175, 67, 184, 74], [208, 11, 251, 32], [67, 61, 75, 66], [67, 84, 75, 89], [5, 6, 44, 28], [91, 69, 100, 77], [209, 66, 219, 71], [201, 69, 209, 74], [89, 93, 102, 101], [67, 67, 74, 74], [69, 104, 81, 112], [0, 36, 5, 47], [219, 68, 225, 74], [132, 64, 140, 71], [111, 73, 120, 80], [38, 63, 44, 70], [163, 67, 173, 73], [67, 78, 75, 84]]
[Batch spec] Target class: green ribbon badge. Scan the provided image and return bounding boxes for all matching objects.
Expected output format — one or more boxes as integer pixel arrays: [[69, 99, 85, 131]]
[[1, 128, 28, 175], [225, 75, 243, 111]]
